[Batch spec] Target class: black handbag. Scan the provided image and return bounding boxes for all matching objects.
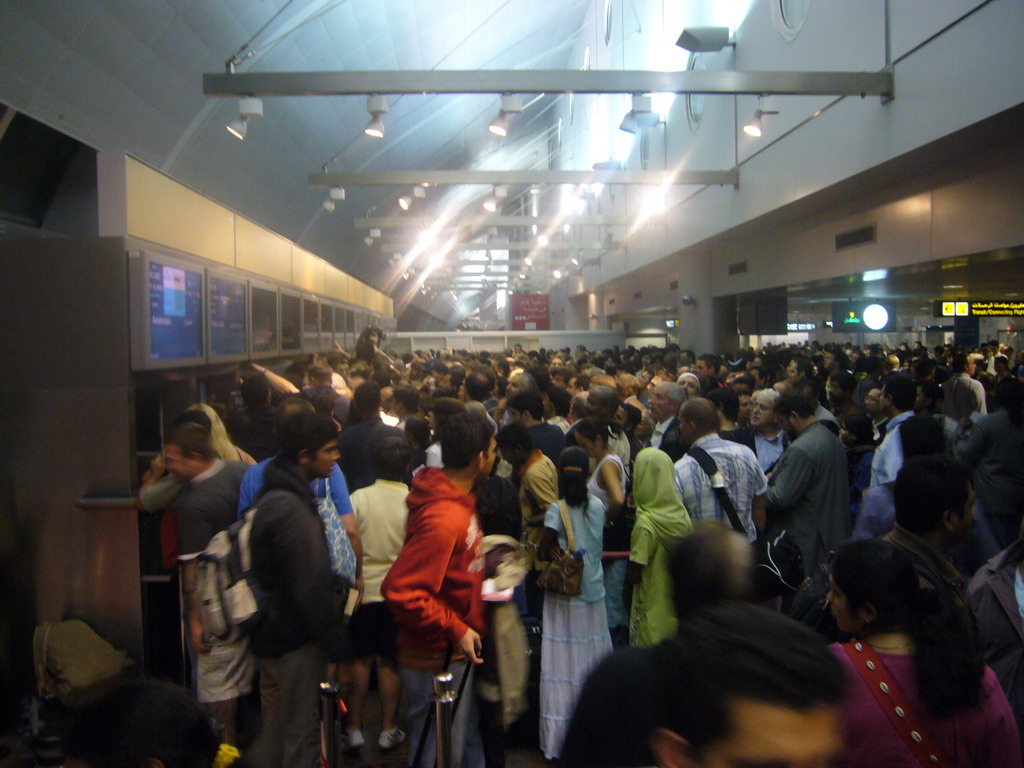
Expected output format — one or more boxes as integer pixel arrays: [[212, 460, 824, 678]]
[[686, 447, 804, 601]]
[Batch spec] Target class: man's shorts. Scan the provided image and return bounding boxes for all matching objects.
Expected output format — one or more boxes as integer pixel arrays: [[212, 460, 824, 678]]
[[196, 635, 256, 703], [349, 601, 398, 661]]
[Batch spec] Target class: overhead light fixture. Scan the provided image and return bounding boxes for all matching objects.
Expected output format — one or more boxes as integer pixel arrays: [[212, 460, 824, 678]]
[[571, 257, 579, 266], [619, 111, 639, 134], [323, 199, 336, 212], [363, 236, 374, 246], [488, 94, 523, 137], [369, 228, 381, 238], [329, 187, 345, 201], [413, 186, 426, 199], [398, 196, 411, 211], [743, 97, 779, 138], [593, 160, 622, 171], [225, 96, 263, 140], [537, 234, 549, 246], [364, 94, 389, 138], [483, 197, 497, 212], [525, 257, 533, 266], [518, 273, 526, 279], [675, 26, 734, 53], [619, 95, 658, 134], [553, 270, 562, 279]]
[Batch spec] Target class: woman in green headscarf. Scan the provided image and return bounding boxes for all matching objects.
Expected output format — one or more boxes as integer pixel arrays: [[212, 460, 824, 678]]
[[627, 447, 692, 646]]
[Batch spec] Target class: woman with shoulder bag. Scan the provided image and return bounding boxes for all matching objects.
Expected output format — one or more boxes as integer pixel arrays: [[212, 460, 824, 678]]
[[536, 447, 613, 762]]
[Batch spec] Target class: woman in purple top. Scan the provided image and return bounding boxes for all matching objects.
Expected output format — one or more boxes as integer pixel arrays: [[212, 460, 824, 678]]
[[826, 539, 1020, 767]]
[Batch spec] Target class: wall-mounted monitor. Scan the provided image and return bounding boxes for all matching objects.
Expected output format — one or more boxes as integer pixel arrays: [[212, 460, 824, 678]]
[[129, 250, 206, 370], [207, 271, 247, 362], [302, 295, 320, 351], [280, 290, 301, 353], [250, 281, 279, 358]]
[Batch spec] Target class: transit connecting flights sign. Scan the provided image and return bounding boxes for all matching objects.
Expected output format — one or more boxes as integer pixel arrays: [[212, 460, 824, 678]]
[[933, 300, 1024, 318]]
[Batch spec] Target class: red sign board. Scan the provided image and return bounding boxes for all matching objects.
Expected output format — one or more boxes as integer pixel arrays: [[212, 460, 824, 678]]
[[510, 293, 550, 330]]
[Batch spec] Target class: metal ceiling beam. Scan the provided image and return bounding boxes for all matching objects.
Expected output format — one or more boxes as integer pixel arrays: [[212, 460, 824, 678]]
[[205, 69, 893, 97], [379, 242, 613, 253], [310, 169, 737, 187], [355, 215, 628, 228]]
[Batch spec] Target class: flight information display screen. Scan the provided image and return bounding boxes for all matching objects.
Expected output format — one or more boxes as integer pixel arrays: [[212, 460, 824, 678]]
[[281, 293, 301, 351], [149, 261, 203, 360], [251, 286, 278, 354], [209, 276, 246, 356], [303, 298, 320, 347]]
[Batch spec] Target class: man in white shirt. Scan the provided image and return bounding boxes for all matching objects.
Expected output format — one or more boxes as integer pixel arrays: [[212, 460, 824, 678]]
[[942, 353, 988, 422]]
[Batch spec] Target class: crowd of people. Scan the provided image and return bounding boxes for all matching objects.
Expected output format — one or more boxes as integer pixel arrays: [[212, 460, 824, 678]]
[[104, 329, 1024, 768]]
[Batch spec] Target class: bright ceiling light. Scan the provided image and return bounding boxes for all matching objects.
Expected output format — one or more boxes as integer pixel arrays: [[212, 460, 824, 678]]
[[329, 187, 345, 201], [563, 224, 571, 234], [537, 234, 549, 246], [488, 94, 522, 137], [863, 269, 888, 282], [323, 199, 335, 212], [571, 257, 579, 266], [525, 257, 533, 266], [413, 186, 426, 199], [744, 98, 779, 138], [518, 273, 526, 279], [226, 117, 248, 140], [553, 270, 562, 279], [488, 112, 508, 137], [398, 196, 411, 211], [364, 94, 389, 138], [369, 228, 381, 238], [483, 197, 497, 212], [363, 236, 373, 246]]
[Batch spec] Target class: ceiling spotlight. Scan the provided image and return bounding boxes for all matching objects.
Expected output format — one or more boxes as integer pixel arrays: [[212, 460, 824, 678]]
[[413, 187, 426, 199], [537, 234, 549, 246], [524, 257, 532, 266], [329, 187, 345, 201], [619, 111, 639, 134], [483, 197, 497, 213], [675, 26, 733, 53], [363, 236, 373, 246], [323, 199, 335, 212], [488, 94, 523, 137], [364, 94, 389, 138], [226, 117, 248, 140], [571, 257, 579, 266], [518, 273, 526, 279], [369, 228, 381, 238], [398, 196, 411, 211], [553, 270, 562, 279], [744, 97, 779, 138], [619, 95, 658, 134]]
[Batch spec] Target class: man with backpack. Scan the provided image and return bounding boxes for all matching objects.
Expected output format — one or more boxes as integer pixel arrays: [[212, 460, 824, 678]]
[[164, 421, 253, 746], [247, 411, 352, 768]]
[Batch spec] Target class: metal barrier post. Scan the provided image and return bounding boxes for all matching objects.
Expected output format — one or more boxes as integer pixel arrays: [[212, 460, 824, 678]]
[[319, 682, 343, 768], [433, 671, 456, 768]]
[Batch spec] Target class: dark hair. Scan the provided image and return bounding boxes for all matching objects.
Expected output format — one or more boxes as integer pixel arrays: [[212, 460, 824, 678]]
[[883, 374, 917, 412], [898, 415, 944, 458], [841, 413, 876, 447], [404, 416, 431, 451], [669, 522, 753, 618], [829, 370, 856, 394], [547, 386, 571, 418], [164, 422, 214, 461], [496, 422, 533, 455], [776, 393, 817, 419], [64, 680, 220, 768], [373, 436, 411, 482], [573, 416, 612, 447], [430, 397, 465, 440], [308, 363, 333, 385], [439, 411, 493, 469], [392, 385, 420, 415], [171, 409, 211, 431], [706, 387, 739, 422], [789, 354, 814, 379], [916, 378, 943, 413], [652, 603, 844, 752], [619, 402, 643, 431], [831, 540, 983, 716], [240, 374, 271, 410], [995, 377, 1024, 427], [276, 411, 338, 464], [950, 353, 970, 374], [893, 454, 971, 535], [352, 382, 382, 421], [558, 446, 590, 508], [732, 373, 755, 392], [508, 390, 544, 421], [914, 357, 936, 379], [464, 370, 494, 402]]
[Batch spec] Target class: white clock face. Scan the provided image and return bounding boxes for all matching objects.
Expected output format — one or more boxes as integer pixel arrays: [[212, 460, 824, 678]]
[[863, 303, 889, 331]]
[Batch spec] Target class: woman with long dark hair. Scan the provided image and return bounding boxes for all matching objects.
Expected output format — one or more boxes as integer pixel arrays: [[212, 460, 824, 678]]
[[537, 447, 614, 761], [827, 539, 1019, 767]]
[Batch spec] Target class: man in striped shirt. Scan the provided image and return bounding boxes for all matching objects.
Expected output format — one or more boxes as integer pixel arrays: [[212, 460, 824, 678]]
[[673, 398, 768, 539]]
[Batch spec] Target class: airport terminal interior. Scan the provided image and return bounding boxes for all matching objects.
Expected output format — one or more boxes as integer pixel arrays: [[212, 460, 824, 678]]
[[1, 0, 1023, 766]]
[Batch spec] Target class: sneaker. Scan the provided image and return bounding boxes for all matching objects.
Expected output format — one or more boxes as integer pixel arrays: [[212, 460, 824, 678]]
[[378, 728, 406, 751], [345, 729, 365, 750]]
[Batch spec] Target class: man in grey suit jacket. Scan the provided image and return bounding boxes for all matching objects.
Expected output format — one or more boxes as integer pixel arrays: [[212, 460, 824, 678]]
[[765, 394, 850, 578]]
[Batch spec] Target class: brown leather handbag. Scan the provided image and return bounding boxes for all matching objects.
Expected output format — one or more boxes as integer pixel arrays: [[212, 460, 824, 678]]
[[536, 501, 584, 597]]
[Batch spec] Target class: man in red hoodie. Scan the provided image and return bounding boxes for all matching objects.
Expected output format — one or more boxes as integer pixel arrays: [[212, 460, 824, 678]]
[[382, 410, 495, 768]]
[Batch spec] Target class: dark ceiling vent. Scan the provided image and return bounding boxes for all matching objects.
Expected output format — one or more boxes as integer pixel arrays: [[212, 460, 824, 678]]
[[669, 280, 679, 290], [728, 261, 748, 275], [835, 224, 876, 251], [609, 297, 616, 305], [633, 291, 642, 299]]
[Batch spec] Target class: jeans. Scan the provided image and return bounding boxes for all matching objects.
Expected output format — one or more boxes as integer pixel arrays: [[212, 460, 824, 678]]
[[402, 660, 484, 768]]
